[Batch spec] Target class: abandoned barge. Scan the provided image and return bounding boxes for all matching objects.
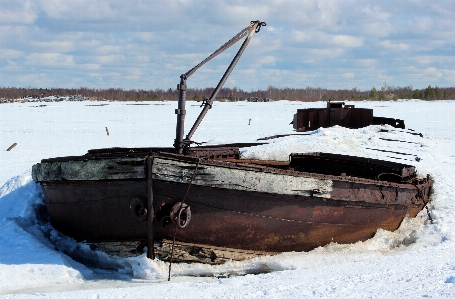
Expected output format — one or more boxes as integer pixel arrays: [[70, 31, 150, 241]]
[[32, 21, 433, 260], [33, 147, 433, 254]]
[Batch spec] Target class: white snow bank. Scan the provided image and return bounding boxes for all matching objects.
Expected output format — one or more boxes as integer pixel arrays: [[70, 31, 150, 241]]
[[0, 100, 454, 297], [0, 175, 91, 294]]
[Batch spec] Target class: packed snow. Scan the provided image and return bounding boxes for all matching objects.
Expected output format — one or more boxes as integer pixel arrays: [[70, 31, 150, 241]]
[[0, 100, 454, 298]]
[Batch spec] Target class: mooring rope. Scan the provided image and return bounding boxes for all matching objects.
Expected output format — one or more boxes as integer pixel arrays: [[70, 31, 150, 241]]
[[425, 205, 434, 224], [168, 158, 201, 281]]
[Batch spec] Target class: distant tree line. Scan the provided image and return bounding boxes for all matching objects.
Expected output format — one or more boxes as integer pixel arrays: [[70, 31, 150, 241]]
[[366, 85, 454, 101], [0, 85, 453, 102]]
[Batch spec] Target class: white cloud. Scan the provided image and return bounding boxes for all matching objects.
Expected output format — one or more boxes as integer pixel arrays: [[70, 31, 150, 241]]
[[307, 48, 344, 59], [1, 0, 455, 90], [332, 35, 363, 48], [443, 70, 455, 83], [257, 55, 276, 66], [342, 72, 355, 78], [413, 55, 455, 66], [248, 32, 282, 54], [165, 63, 188, 72], [94, 55, 125, 64], [378, 40, 410, 51], [293, 30, 311, 43], [0, 0, 37, 24], [78, 39, 102, 49], [412, 17, 435, 34], [79, 64, 101, 70], [125, 67, 142, 77], [423, 67, 442, 79], [290, 31, 363, 48], [363, 22, 394, 38], [3, 59, 18, 69], [0, 49, 22, 59], [25, 53, 75, 66], [38, 0, 117, 21], [360, 4, 391, 21], [30, 41, 74, 52], [356, 59, 376, 68], [88, 71, 122, 80], [135, 56, 150, 63], [94, 45, 125, 55], [133, 32, 157, 43]]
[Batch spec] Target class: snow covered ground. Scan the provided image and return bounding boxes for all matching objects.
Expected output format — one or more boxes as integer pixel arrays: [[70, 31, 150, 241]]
[[0, 100, 454, 298]]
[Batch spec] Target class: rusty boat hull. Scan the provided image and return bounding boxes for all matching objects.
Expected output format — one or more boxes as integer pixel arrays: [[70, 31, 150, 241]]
[[33, 147, 433, 253]]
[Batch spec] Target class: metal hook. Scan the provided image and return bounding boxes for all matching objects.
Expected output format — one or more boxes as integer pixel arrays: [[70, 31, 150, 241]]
[[251, 20, 267, 33]]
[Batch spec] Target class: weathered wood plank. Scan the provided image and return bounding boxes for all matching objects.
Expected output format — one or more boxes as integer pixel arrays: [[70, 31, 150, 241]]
[[33, 158, 146, 181], [151, 157, 333, 198]]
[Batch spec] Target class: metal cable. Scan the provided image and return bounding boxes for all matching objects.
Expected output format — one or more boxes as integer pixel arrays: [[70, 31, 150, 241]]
[[168, 158, 201, 281]]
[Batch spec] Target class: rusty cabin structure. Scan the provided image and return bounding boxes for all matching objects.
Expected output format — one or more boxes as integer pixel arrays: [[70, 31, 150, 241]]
[[292, 102, 405, 132]]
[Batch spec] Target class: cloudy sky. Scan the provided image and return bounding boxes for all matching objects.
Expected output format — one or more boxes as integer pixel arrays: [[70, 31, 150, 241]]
[[1, 0, 454, 91]]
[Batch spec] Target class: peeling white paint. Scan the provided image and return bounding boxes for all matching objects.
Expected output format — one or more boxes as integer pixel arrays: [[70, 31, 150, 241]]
[[152, 158, 333, 198]]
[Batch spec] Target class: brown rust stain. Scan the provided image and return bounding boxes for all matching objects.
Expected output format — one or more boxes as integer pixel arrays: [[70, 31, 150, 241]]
[[312, 206, 345, 217]]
